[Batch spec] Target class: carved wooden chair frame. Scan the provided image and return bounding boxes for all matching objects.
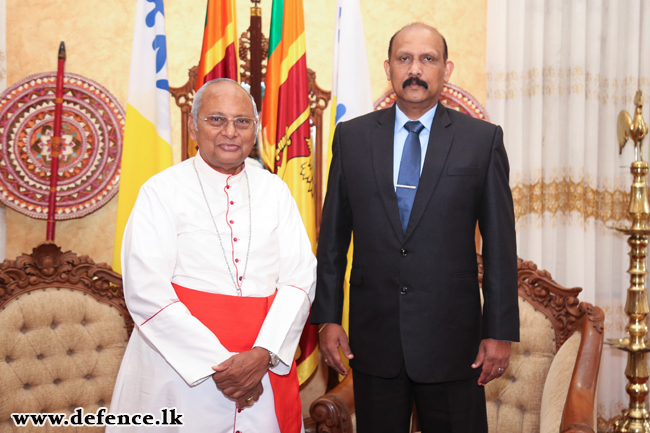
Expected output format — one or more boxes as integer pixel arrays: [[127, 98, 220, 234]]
[[309, 255, 605, 433], [0, 242, 133, 336]]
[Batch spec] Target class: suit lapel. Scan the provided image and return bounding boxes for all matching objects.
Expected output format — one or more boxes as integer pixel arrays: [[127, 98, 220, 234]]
[[403, 104, 454, 241], [371, 106, 404, 241]]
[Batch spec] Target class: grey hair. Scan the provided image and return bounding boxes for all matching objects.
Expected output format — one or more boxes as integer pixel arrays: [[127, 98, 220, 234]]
[[191, 78, 259, 128]]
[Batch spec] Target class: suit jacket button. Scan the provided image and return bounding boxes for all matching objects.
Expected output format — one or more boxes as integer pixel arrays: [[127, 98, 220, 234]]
[[400, 287, 408, 294], [400, 249, 407, 256]]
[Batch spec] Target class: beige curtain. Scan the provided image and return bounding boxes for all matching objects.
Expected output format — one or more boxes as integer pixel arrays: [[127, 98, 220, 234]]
[[486, 0, 650, 422]]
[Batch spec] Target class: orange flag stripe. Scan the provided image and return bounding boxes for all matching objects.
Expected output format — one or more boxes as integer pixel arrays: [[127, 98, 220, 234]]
[[279, 0, 305, 55], [199, 22, 236, 77], [262, 0, 307, 161], [262, 56, 281, 161], [202, 0, 235, 48], [261, 32, 305, 156], [196, 0, 238, 89], [274, 55, 310, 147], [279, 33, 306, 89], [197, 34, 236, 85]]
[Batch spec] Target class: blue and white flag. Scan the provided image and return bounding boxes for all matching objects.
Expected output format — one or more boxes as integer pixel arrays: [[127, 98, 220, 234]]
[[326, 0, 373, 377], [328, 0, 373, 168], [113, 0, 173, 272]]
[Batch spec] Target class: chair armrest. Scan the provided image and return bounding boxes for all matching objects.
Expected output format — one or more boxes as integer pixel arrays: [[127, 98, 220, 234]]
[[309, 371, 355, 433], [560, 305, 604, 433]]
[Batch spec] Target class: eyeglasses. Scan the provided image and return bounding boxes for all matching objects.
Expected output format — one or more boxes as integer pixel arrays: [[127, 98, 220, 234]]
[[199, 115, 257, 131]]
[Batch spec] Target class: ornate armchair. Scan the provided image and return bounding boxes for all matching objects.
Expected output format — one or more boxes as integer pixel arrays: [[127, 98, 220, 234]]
[[308, 256, 604, 433], [0, 243, 131, 432]]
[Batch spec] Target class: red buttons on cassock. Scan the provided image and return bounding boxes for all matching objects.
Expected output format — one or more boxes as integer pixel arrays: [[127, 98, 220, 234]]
[[235, 259, 240, 263], [234, 238, 238, 242], [237, 408, 243, 413], [226, 185, 230, 189], [230, 220, 234, 224], [230, 201, 234, 205], [239, 277, 243, 281]]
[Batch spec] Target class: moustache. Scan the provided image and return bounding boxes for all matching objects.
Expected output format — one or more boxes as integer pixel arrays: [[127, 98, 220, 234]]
[[402, 77, 429, 89]]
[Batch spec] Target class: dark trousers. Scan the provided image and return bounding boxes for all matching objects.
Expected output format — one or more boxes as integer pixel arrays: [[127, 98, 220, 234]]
[[353, 363, 488, 433]]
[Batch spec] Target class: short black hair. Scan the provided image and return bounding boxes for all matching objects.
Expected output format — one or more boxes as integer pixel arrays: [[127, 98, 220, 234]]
[[388, 23, 448, 62]]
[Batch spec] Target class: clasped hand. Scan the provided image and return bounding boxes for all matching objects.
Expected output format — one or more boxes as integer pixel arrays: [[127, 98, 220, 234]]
[[212, 347, 270, 409]]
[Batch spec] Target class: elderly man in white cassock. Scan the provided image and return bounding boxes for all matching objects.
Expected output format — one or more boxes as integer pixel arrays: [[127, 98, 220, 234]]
[[108, 78, 316, 433]]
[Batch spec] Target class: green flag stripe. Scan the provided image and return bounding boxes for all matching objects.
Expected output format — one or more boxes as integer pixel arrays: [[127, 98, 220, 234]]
[[268, 0, 285, 58]]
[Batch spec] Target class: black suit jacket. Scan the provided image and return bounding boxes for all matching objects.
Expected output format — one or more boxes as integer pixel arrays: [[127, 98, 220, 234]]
[[311, 104, 519, 383]]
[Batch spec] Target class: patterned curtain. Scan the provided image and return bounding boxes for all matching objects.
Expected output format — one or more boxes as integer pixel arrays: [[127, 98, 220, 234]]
[[486, 0, 650, 422]]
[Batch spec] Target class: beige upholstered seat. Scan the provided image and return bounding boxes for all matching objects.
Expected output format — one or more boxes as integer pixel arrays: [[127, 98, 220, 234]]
[[308, 256, 604, 433], [485, 295, 557, 431], [485, 258, 603, 433], [0, 243, 131, 432]]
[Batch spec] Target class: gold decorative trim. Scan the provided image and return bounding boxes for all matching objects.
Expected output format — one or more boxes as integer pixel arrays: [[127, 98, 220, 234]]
[[511, 178, 630, 224], [487, 67, 650, 105]]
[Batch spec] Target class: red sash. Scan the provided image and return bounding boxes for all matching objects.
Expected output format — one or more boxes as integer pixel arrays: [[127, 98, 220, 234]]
[[172, 283, 302, 433]]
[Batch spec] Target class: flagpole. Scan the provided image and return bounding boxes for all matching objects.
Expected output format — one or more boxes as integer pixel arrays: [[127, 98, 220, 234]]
[[46, 41, 66, 242], [250, 0, 262, 111]]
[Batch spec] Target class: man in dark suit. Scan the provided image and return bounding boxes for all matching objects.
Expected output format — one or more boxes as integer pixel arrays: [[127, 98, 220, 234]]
[[311, 23, 519, 433]]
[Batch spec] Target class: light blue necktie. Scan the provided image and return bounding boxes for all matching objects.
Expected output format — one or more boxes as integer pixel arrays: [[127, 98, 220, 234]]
[[396, 120, 424, 233]]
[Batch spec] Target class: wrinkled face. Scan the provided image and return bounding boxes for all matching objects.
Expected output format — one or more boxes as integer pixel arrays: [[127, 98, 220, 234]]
[[384, 26, 453, 110], [188, 82, 257, 174]]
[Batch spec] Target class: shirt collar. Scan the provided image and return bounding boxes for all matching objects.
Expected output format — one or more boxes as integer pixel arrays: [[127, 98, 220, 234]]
[[195, 150, 247, 184], [394, 103, 438, 134]]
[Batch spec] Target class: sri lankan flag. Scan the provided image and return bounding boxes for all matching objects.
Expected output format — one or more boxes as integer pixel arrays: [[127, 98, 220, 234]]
[[262, 0, 318, 385], [196, 0, 239, 87], [187, 0, 239, 158]]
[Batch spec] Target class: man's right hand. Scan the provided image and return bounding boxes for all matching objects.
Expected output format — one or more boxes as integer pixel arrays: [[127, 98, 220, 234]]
[[319, 323, 353, 376]]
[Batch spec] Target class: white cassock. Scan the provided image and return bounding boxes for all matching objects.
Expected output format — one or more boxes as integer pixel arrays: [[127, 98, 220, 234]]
[[108, 153, 316, 433]]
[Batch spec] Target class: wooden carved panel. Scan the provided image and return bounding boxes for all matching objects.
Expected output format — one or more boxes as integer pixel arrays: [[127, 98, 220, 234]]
[[478, 254, 605, 352], [309, 393, 353, 433], [0, 242, 134, 336], [516, 258, 604, 351], [169, 66, 197, 162], [239, 29, 268, 86]]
